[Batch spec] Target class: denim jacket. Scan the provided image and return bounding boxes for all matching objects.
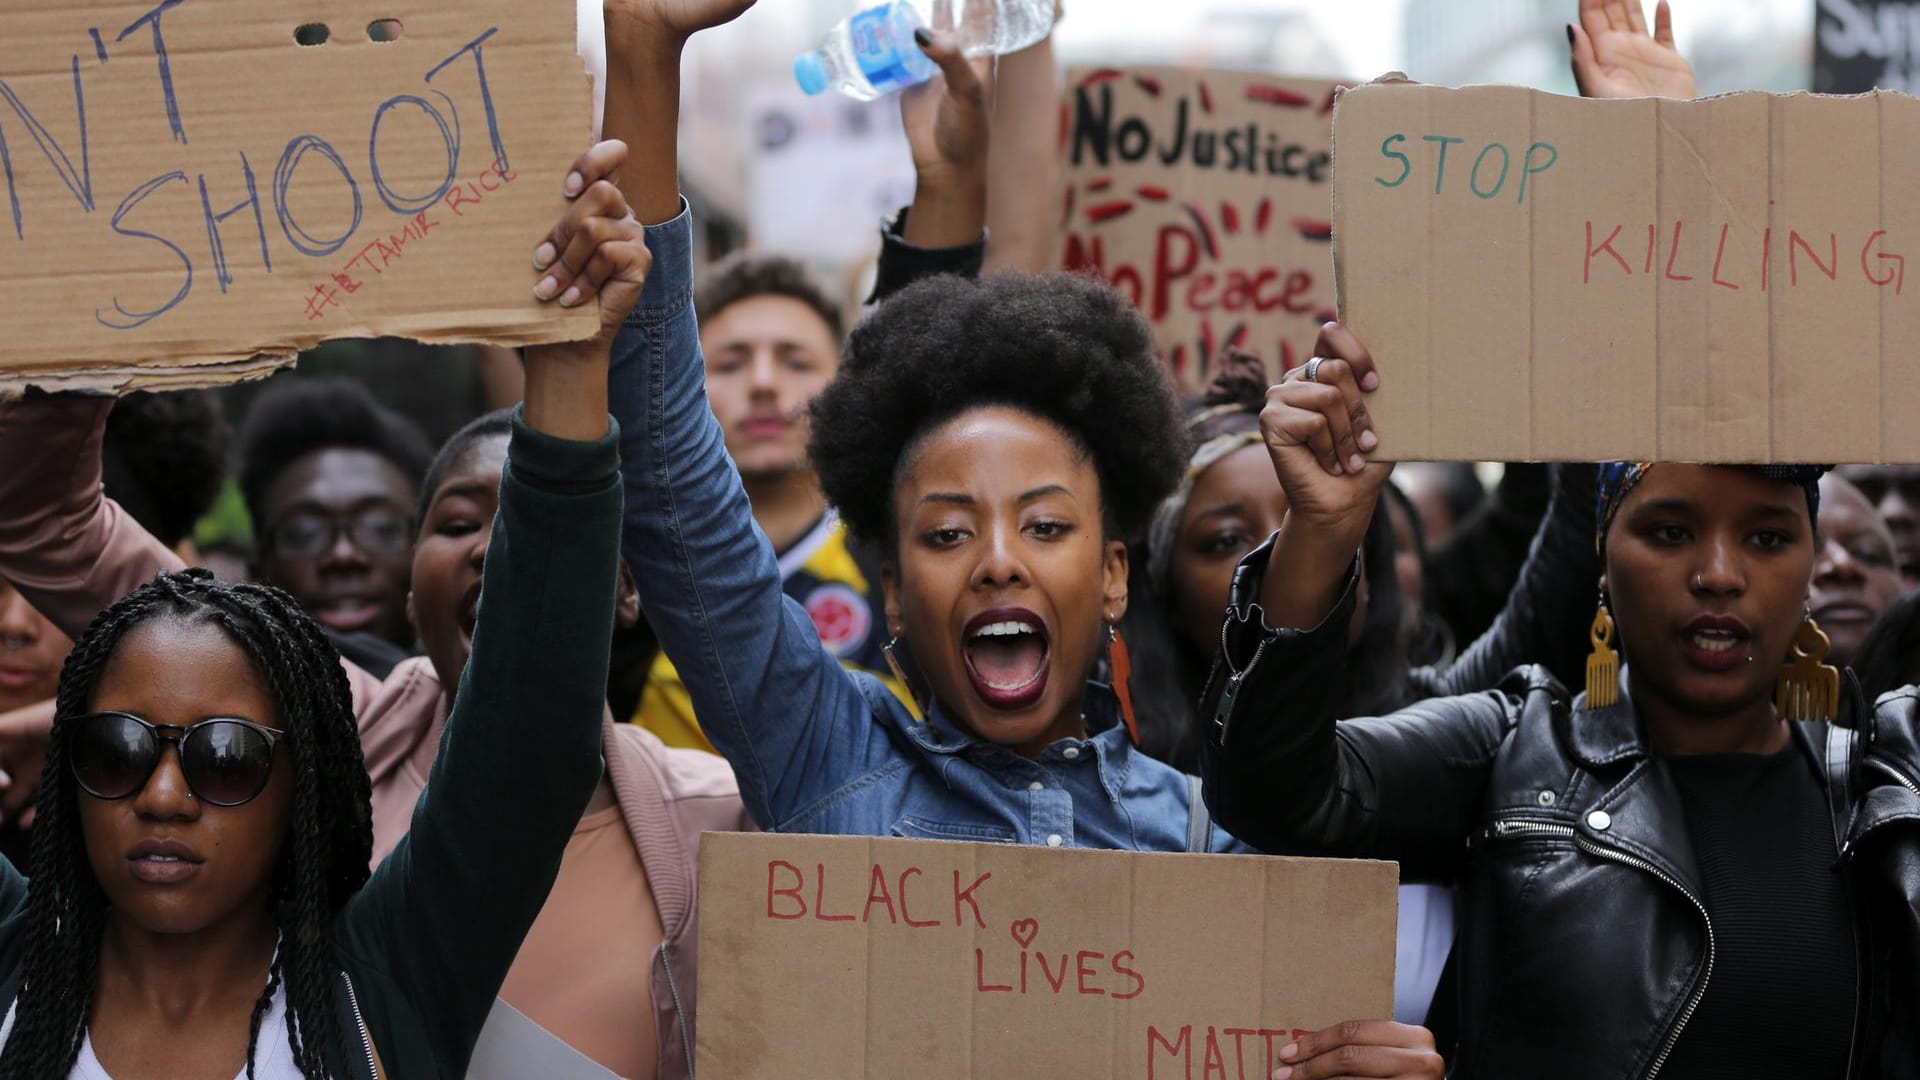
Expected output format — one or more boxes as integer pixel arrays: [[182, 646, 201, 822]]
[[612, 206, 1242, 853]]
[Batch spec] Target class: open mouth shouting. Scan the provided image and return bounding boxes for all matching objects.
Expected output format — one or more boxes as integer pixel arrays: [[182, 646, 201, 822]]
[[963, 607, 1051, 711]]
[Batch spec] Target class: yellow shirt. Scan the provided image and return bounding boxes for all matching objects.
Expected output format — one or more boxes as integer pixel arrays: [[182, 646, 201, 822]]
[[631, 513, 906, 752]]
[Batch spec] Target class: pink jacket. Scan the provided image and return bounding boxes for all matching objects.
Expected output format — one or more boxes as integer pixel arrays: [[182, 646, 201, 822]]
[[0, 395, 750, 1080]]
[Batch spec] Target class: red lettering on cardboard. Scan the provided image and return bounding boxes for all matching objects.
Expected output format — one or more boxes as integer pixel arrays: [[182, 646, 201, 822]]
[[974, 949, 1013, 993], [863, 864, 897, 925], [953, 871, 990, 928], [813, 862, 856, 922], [766, 860, 805, 919], [899, 867, 940, 927]]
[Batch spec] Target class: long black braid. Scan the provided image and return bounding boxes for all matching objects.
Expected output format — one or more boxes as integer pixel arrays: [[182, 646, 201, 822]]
[[0, 570, 374, 1080]]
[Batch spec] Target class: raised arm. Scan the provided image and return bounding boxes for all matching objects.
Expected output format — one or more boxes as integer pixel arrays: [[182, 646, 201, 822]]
[[1200, 326, 1511, 880], [869, 31, 992, 302], [338, 142, 639, 1067], [982, 29, 1061, 274], [599, 1, 895, 830], [0, 395, 183, 640]]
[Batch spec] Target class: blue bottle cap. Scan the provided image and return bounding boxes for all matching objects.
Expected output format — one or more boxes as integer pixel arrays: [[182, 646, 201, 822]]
[[794, 52, 830, 95]]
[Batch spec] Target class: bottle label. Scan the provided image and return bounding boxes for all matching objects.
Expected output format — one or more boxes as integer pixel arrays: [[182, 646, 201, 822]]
[[849, 4, 930, 95]]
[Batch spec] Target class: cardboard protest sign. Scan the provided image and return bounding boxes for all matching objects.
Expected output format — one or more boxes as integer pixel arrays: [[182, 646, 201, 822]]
[[696, 832, 1396, 1080], [0, 1, 594, 394], [1334, 79, 1920, 463], [1057, 67, 1347, 389]]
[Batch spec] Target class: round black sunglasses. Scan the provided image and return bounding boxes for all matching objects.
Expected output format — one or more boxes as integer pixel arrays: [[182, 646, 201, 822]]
[[68, 711, 284, 808]]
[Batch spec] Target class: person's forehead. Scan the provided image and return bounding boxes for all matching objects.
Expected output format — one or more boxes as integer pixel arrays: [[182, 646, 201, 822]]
[[95, 617, 279, 728], [901, 407, 1094, 489], [429, 436, 509, 505], [701, 294, 839, 348], [268, 447, 415, 514]]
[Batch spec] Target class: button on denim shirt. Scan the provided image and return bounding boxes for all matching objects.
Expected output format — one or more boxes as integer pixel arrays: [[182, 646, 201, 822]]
[[612, 206, 1244, 854]]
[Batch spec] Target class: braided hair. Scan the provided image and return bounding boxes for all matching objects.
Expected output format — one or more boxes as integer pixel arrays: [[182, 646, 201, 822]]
[[0, 570, 373, 1079]]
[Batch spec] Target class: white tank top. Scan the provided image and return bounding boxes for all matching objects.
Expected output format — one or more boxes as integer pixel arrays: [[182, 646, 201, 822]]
[[0, 980, 303, 1080]]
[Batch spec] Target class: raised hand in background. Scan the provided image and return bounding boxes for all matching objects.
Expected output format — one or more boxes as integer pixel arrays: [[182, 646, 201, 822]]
[[899, 30, 997, 248], [1569, 0, 1697, 100]]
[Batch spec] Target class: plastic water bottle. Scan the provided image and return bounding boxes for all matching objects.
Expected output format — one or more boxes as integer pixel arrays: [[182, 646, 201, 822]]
[[794, 0, 1056, 101]]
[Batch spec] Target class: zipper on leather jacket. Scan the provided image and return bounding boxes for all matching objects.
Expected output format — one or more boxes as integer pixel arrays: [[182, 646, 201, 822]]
[[1486, 816, 1714, 1080], [1866, 756, 1920, 796], [340, 970, 378, 1080], [1210, 617, 1271, 742]]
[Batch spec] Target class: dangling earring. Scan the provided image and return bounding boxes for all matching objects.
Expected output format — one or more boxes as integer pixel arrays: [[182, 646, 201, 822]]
[[1107, 624, 1141, 747], [1776, 609, 1839, 723], [881, 636, 928, 723], [1586, 590, 1620, 708]]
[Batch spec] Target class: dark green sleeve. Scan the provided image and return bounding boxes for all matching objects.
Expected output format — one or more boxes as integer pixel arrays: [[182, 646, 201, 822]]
[[335, 408, 621, 1072]]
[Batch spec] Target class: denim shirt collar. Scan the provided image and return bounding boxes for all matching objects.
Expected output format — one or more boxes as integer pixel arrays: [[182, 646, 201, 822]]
[[897, 681, 1134, 804]]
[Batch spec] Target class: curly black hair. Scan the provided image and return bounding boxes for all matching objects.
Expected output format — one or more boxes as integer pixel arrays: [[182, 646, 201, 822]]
[[809, 272, 1185, 548], [236, 378, 434, 535], [697, 252, 844, 342], [101, 391, 233, 549], [0, 570, 373, 1079]]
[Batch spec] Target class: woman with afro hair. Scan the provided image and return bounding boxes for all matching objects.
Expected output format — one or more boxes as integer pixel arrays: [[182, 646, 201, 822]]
[[617, 256, 1252, 851]]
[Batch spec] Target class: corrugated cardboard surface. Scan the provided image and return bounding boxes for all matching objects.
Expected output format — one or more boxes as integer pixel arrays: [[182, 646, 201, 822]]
[[1334, 79, 1920, 463], [1056, 67, 1347, 389], [697, 833, 1396, 1080], [0, 0, 594, 394]]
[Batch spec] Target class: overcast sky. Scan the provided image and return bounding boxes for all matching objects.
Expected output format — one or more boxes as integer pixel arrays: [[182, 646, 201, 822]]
[[1053, 0, 1815, 82]]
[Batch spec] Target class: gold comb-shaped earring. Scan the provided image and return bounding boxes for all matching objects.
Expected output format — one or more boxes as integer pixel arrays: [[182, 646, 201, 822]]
[[1776, 611, 1839, 723], [1586, 591, 1620, 709]]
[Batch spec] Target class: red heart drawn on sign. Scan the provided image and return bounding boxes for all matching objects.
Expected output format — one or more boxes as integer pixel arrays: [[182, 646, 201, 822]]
[[1011, 919, 1039, 949]]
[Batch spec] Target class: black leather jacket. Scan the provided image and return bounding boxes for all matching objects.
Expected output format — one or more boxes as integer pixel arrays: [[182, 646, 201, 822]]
[[1200, 547, 1920, 1080]]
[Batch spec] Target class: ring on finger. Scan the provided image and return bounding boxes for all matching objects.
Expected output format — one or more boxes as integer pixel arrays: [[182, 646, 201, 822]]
[[1303, 357, 1324, 383]]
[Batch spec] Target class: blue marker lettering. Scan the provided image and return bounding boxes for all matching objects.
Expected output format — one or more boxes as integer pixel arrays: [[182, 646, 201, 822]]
[[97, 171, 192, 330], [425, 29, 506, 173], [369, 94, 459, 215], [274, 135, 362, 258], [116, 0, 187, 145], [198, 152, 269, 294], [0, 55, 95, 239]]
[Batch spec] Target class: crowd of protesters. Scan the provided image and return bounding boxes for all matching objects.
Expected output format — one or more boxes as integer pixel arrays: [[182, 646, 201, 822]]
[[0, 0, 1915, 1077]]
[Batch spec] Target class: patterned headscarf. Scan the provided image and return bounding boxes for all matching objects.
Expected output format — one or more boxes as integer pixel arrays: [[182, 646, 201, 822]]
[[1595, 462, 1829, 554], [1145, 351, 1271, 597]]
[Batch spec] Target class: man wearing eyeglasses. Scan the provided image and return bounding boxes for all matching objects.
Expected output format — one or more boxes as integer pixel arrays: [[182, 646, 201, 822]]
[[236, 378, 434, 679]]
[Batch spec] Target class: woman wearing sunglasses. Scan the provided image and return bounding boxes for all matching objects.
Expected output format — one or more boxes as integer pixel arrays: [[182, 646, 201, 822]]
[[0, 141, 644, 1079]]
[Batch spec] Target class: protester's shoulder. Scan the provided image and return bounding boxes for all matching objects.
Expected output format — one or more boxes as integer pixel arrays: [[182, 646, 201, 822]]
[[354, 656, 445, 771], [1867, 685, 1920, 773], [610, 721, 743, 803]]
